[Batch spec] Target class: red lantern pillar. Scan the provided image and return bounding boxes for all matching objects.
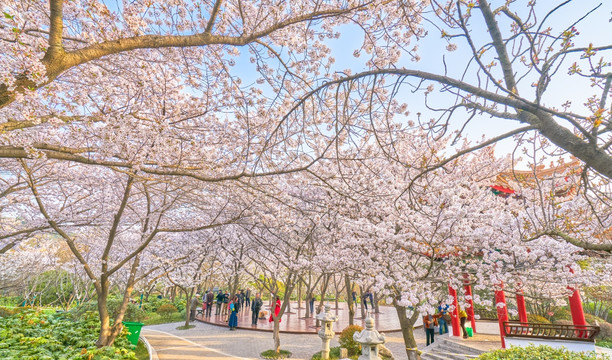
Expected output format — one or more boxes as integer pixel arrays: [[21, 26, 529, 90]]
[[567, 267, 587, 328], [463, 275, 476, 333], [494, 282, 509, 349], [448, 284, 461, 337], [568, 286, 587, 326], [516, 290, 528, 324]]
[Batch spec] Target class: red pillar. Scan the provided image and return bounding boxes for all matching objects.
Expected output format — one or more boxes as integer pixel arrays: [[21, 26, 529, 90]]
[[567, 267, 587, 327], [463, 277, 477, 333], [494, 283, 509, 349], [516, 290, 528, 324], [568, 286, 587, 326], [448, 284, 461, 337]]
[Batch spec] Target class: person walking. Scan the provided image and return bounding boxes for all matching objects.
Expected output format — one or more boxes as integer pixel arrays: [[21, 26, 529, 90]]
[[205, 290, 214, 317], [215, 290, 224, 315], [251, 293, 263, 325], [228, 296, 239, 330], [239, 290, 245, 310], [309, 294, 316, 315], [459, 308, 469, 339], [362, 292, 369, 312], [245, 288, 251, 308], [437, 302, 449, 335], [368, 290, 374, 309], [222, 291, 229, 316], [423, 313, 437, 346]]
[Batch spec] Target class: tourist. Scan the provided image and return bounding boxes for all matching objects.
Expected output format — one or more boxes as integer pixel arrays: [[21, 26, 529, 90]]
[[205, 290, 214, 317], [368, 290, 374, 309], [189, 294, 200, 321], [459, 308, 468, 339], [309, 294, 315, 314], [239, 289, 245, 310], [228, 296, 239, 330], [269, 296, 281, 323], [362, 292, 369, 311], [245, 288, 251, 308], [215, 290, 224, 315], [251, 293, 263, 325], [222, 291, 229, 315], [437, 302, 449, 335], [423, 313, 437, 346]]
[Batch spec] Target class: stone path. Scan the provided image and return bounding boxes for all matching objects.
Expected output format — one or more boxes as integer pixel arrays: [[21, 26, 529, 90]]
[[142, 320, 428, 360], [196, 302, 408, 333]]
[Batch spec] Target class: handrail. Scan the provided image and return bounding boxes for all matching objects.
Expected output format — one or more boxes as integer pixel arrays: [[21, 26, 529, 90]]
[[502, 321, 600, 342]]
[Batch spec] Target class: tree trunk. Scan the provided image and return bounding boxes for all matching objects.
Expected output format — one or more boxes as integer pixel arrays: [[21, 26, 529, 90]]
[[273, 319, 281, 353], [359, 285, 366, 319], [345, 274, 355, 325], [183, 287, 194, 327], [96, 282, 112, 347], [297, 281, 302, 309], [374, 292, 380, 313], [315, 275, 330, 327], [395, 303, 421, 360], [305, 292, 312, 318]]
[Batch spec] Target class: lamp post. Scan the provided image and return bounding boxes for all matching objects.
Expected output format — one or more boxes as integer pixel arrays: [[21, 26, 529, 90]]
[[316, 305, 339, 360], [353, 315, 386, 360]]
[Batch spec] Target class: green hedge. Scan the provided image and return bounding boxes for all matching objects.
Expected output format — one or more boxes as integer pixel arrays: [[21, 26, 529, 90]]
[[476, 345, 609, 360], [0, 309, 137, 359]]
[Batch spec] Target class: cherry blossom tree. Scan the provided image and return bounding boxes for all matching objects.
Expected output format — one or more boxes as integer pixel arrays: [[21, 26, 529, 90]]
[[283, 0, 612, 186], [6, 158, 243, 346]]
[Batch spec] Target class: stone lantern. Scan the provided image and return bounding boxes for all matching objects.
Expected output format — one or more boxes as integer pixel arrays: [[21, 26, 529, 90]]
[[353, 315, 385, 360], [316, 304, 339, 360]]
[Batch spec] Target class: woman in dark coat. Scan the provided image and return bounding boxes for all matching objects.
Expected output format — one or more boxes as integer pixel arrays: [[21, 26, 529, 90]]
[[228, 296, 239, 330]]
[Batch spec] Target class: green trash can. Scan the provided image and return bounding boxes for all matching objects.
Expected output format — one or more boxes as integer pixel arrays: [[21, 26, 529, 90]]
[[466, 327, 473, 337], [122, 321, 144, 347]]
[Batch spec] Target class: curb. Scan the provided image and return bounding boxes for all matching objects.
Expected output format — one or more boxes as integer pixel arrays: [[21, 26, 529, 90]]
[[140, 334, 159, 360]]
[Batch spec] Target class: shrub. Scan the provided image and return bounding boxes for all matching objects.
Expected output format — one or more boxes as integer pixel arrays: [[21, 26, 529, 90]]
[[0, 309, 138, 359], [550, 308, 572, 322], [595, 321, 612, 340], [583, 314, 612, 340], [476, 345, 608, 359], [339, 325, 363, 356], [173, 298, 187, 312], [72, 298, 147, 323], [0, 306, 19, 318], [527, 313, 551, 324], [553, 319, 574, 326], [157, 304, 178, 320], [142, 297, 171, 312], [597, 340, 612, 349]]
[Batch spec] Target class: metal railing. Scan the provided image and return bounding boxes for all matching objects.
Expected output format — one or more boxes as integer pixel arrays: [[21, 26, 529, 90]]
[[473, 309, 518, 321], [502, 321, 600, 342]]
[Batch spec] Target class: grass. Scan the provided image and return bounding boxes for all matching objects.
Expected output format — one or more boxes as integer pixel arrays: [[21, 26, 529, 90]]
[[311, 347, 356, 360], [176, 324, 196, 330], [597, 340, 612, 349], [261, 349, 293, 359], [142, 312, 185, 325], [134, 340, 149, 360]]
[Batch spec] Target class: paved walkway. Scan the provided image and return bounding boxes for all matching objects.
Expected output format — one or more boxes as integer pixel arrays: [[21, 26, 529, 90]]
[[142, 320, 427, 360], [197, 302, 407, 333]]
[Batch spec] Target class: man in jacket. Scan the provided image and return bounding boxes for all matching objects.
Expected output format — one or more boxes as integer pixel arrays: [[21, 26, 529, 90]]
[[190, 294, 200, 321], [251, 293, 263, 325], [205, 290, 214, 317], [215, 290, 224, 315]]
